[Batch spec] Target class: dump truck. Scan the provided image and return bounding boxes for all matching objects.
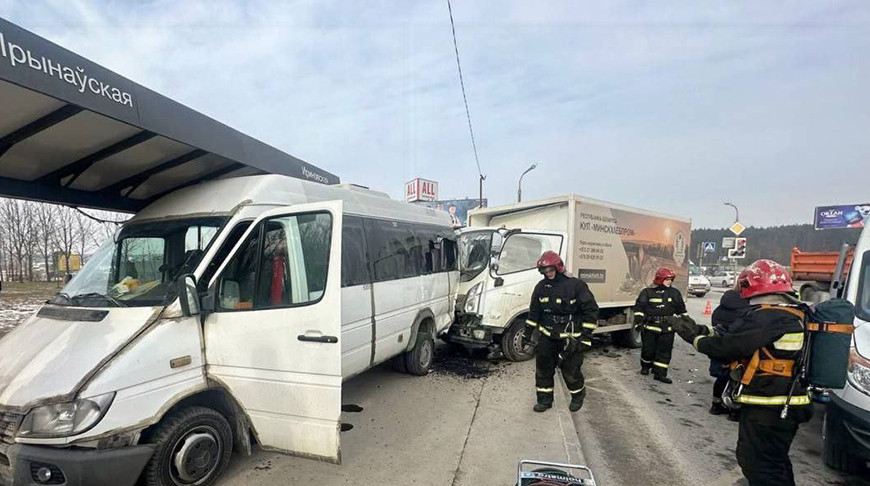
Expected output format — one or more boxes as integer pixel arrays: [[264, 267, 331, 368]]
[[790, 246, 855, 303], [447, 195, 691, 360]]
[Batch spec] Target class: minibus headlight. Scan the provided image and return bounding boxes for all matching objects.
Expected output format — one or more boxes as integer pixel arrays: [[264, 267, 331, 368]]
[[848, 347, 870, 396], [19, 392, 115, 438], [464, 282, 484, 315]]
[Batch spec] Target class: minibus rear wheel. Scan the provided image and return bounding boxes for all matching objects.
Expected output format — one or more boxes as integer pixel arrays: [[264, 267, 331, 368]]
[[143, 406, 233, 486]]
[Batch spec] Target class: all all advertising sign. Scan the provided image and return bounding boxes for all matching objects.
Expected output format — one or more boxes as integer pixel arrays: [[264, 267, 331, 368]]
[[405, 178, 438, 202], [814, 204, 870, 230]]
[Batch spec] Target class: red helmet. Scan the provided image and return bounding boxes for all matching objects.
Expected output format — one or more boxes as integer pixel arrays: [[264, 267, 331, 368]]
[[653, 267, 676, 286], [537, 251, 565, 274], [737, 259, 793, 299]]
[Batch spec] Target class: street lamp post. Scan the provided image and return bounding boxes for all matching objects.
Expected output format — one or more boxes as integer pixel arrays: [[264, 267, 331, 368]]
[[517, 163, 538, 203], [723, 201, 739, 223]]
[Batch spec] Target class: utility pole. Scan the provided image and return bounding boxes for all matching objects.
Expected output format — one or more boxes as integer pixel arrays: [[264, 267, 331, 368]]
[[479, 174, 486, 208], [517, 163, 538, 203]]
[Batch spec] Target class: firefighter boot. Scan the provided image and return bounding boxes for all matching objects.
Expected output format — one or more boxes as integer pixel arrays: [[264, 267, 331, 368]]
[[533, 401, 553, 412], [653, 371, 673, 384], [569, 389, 586, 412], [640, 367, 650, 376]]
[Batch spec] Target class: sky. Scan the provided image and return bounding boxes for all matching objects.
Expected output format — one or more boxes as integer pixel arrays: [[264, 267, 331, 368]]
[[1, 0, 868, 228]]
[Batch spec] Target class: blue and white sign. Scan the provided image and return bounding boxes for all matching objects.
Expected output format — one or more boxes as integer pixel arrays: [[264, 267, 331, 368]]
[[814, 204, 870, 230], [702, 242, 716, 253]]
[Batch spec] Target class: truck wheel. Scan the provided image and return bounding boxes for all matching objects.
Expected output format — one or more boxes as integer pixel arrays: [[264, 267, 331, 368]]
[[143, 406, 233, 486], [501, 319, 535, 362], [613, 324, 642, 349], [404, 331, 435, 376], [393, 353, 408, 373], [823, 408, 860, 473]]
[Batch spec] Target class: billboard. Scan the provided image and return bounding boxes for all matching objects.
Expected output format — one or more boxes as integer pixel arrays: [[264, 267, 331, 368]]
[[814, 204, 870, 230], [415, 198, 487, 228], [405, 178, 438, 202]]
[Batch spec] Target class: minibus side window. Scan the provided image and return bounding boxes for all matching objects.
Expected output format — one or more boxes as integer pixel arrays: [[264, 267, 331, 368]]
[[857, 251, 870, 322], [342, 216, 371, 287]]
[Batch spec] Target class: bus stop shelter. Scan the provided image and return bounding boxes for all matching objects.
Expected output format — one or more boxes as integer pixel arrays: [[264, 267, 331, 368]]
[[0, 17, 339, 213]]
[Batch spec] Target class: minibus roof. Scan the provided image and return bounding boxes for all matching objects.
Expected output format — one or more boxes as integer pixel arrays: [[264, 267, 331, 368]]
[[132, 174, 453, 228], [0, 17, 339, 213]]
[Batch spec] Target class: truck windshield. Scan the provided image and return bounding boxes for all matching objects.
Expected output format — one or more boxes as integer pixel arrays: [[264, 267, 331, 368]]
[[50, 217, 227, 307], [458, 231, 493, 282]]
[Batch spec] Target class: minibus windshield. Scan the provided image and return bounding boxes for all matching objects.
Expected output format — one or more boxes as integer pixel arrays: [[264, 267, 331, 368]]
[[458, 231, 493, 282], [857, 250, 870, 322], [50, 217, 227, 307]]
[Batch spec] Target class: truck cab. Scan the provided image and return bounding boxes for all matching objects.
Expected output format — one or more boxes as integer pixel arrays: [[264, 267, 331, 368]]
[[448, 227, 566, 361]]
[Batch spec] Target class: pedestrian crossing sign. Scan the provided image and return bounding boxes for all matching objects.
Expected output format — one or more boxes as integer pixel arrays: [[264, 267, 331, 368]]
[[702, 242, 716, 253]]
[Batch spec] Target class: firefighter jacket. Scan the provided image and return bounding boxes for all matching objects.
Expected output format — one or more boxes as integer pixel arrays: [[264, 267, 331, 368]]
[[634, 285, 687, 333], [526, 273, 599, 347], [694, 305, 809, 407]]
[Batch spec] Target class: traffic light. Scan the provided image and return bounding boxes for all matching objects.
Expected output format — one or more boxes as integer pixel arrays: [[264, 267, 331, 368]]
[[728, 238, 747, 259]]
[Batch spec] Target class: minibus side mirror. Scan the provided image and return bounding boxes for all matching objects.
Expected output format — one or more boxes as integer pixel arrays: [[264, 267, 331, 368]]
[[177, 274, 200, 317], [490, 255, 500, 273]]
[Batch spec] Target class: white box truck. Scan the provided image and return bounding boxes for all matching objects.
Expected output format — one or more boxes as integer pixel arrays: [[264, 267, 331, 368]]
[[447, 195, 691, 361]]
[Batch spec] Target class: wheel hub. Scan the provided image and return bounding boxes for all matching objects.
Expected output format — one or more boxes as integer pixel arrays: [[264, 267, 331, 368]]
[[173, 430, 220, 484], [420, 341, 433, 367]]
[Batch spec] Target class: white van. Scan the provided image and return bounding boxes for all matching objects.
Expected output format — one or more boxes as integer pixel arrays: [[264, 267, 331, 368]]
[[0, 175, 458, 486], [823, 225, 870, 473]]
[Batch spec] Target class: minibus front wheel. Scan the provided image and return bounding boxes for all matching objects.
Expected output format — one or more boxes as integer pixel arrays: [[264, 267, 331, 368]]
[[143, 406, 233, 486]]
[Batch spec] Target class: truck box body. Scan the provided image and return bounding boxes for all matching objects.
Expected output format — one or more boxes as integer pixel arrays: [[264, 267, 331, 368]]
[[468, 195, 691, 307], [790, 247, 855, 283]]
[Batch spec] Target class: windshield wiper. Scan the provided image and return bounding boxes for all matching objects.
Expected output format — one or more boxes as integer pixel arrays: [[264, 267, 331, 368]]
[[70, 292, 128, 307], [50, 292, 75, 305]]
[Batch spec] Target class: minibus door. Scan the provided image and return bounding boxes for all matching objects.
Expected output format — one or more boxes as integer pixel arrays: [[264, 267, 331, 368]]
[[203, 201, 343, 463]]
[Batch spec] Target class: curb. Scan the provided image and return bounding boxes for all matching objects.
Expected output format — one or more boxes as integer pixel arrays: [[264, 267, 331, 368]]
[[555, 369, 587, 465]]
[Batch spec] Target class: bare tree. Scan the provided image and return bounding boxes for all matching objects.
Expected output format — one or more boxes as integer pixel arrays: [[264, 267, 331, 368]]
[[52, 205, 79, 280], [34, 204, 58, 281]]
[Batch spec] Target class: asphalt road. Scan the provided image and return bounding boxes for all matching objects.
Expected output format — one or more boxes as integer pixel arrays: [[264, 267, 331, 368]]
[[574, 288, 870, 486]]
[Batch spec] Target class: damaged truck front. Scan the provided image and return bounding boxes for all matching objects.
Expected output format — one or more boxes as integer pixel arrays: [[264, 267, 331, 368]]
[[446, 195, 692, 360]]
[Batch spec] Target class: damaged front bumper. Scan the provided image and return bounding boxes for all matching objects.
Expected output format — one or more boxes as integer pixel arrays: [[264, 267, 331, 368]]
[[444, 313, 498, 348]]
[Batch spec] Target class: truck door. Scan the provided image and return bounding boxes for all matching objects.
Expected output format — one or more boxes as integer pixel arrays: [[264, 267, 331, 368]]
[[203, 201, 343, 462], [484, 232, 565, 328]]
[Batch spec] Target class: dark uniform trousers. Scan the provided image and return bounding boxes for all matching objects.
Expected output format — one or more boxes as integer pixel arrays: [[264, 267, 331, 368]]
[[535, 336, 585, 405], [640, 325, 675, 377], [737, 406, 812, 486]]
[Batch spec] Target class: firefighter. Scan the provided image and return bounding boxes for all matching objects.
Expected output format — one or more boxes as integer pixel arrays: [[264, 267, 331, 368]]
[[634, 267, 686, 384], [670, 260, 812, 486], [522, 251, 599, 413]]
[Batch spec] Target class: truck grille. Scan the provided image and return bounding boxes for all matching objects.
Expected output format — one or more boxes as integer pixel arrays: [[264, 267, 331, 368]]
[[0, 410, 23, 445]]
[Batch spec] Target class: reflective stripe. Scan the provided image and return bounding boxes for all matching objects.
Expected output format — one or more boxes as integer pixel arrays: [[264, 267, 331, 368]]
[[640, 358, 652, 364], [634, 312, 645, 316], [581, 340, 592, 347], [649, 298, 663, 303], [561, 332, 584, 338], [539, 327, 552, 337], [644, 325, 663, 332], [653, 362, 669, 368], [525, 320, 538, 327], [570, 299, 577, 304], [539, 297, 550, 303], [569, 385, 586, 394], [556, 298, 563, 304], [582, 322, 598, 329], [735, 394, 811, 406], [773, 332, 804, 351], [536, 387, 554, 393], [693, 335, 707, 351], [668, 298, 673, 302]]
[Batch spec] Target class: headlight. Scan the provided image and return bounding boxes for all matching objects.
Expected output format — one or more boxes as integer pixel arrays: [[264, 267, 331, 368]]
[[18, 392, 115, 438], [848, 347, 870, 396], [464, 282, 484, 314]]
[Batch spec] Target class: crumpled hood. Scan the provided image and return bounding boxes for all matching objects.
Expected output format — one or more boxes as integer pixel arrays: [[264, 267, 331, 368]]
[[0, 305, 160, 408]]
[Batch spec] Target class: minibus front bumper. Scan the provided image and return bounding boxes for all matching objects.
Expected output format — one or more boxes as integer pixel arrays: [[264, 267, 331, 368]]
[[0, 443, 154, 486]]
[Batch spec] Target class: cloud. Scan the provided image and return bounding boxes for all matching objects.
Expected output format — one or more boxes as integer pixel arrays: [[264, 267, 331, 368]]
[[2, 0, 868, 227]]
